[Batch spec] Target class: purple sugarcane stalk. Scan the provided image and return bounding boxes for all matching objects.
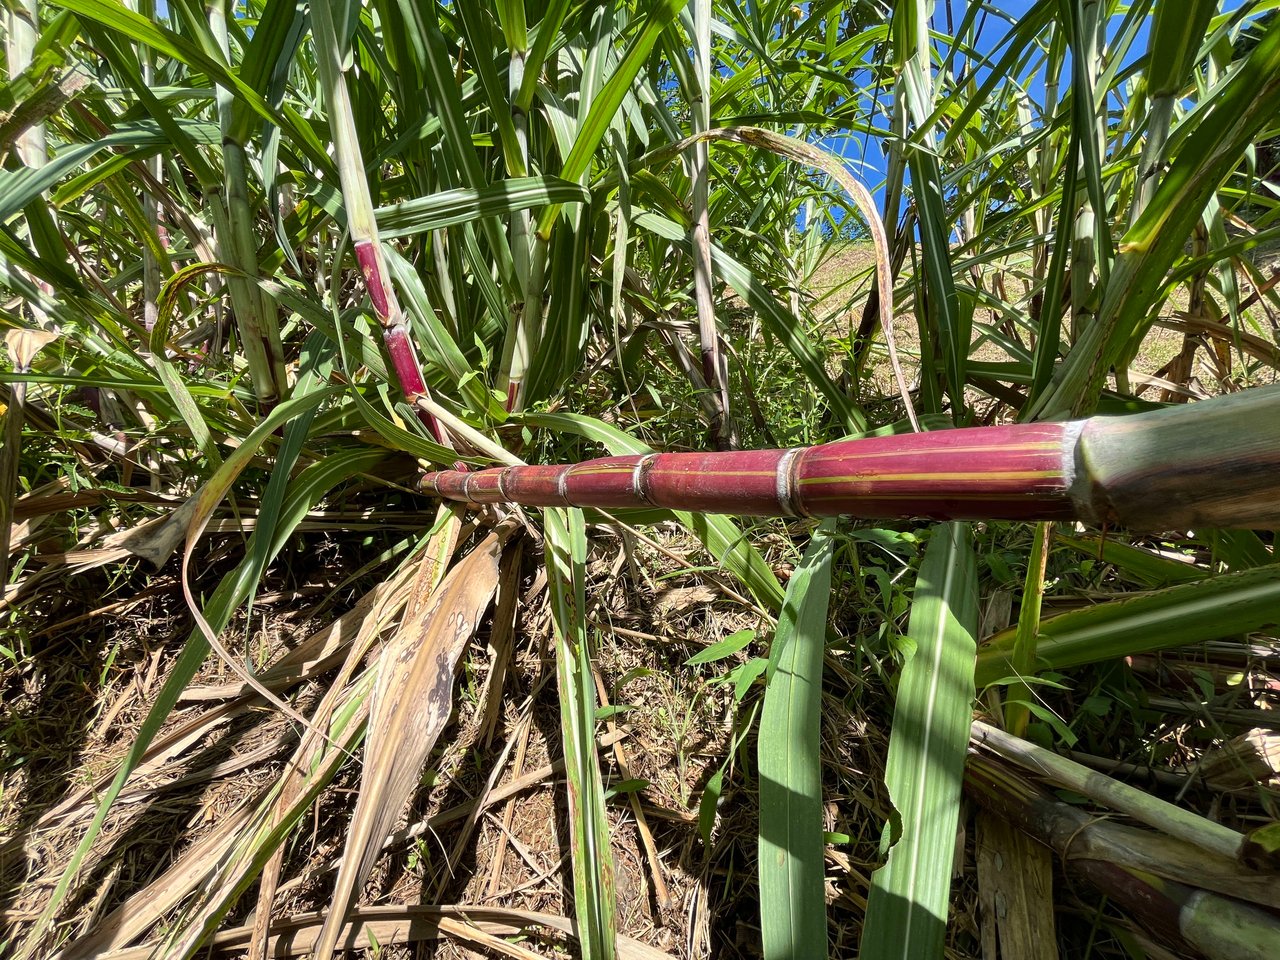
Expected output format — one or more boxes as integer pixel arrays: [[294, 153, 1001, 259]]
[[309, 0, 447, 449], [421, 387, 1280, 531], [353, 240, 449, 447]]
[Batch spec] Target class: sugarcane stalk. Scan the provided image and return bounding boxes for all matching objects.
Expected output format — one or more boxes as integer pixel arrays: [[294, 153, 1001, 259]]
[[1120, 0, 1220, 397], [688, 0, 734, 449], [422, 386, 1280, 531], [966, 754, 1280, 960], [973, 721, 1255, 866], [309, 0, 446, 444], [493, 6, 534, 414], [1129, 1, 1218, 226], [205, 0, 286, 405], [5, 0, 55, 329], [5, 0, 43, 170]]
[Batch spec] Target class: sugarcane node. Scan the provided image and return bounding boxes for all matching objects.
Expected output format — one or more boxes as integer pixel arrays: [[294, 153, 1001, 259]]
[[633, 453, 659, 506], [556, 465, 571, 505], [777, 447, 807, 518]]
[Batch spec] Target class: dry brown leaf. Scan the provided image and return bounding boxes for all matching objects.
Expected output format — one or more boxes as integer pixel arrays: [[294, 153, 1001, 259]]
[[54, 803, 258, 960], [89, 904, 675, 960], [310, 522, 513, 956], [1198, 727, 1280, 791], [55, 539, 445, 959], [248, 503, 463, 960], [975, 810, 1057, 960], [653, 583, 717, 618], [3, 326, 58, 370], [107, 491, 202, 568]]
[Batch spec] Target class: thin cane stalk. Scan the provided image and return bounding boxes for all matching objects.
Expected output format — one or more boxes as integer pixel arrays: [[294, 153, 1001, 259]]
[[204, 0, 286, 404], [490, 0, 535, 412], [687, 0, 733, 448], [308, 0, 446, 445], [5, 0, 43, 169], [4, 0, 55, 329], [1130, 0, 1218, 225], [137, 0, 164, 337]]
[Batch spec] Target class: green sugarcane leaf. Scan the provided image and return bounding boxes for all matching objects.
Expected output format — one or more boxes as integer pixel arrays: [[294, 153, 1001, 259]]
[[1036, 15, 1280, 418], [910, 147, 967, 413], [148, 311, 219, 467], [977, 563, 1280, 687], [375, 177, 588, 238], [455, 2, 523, 176], [1146, 0, 1218, 98], [698, 766, 726, 846], [53, 0, 292, 138], [534, 0, 685, 236], [545, 507, 616, 959], [759, 520, 837, 960], [686, 628, 754, 666], [243, 333, 336, 618], [53, 150, 141, 206], [0, 121, 216, 221], [937, 0, 1056, 153], [515, 0, 572, 111], [1056, 534, 1205, 587], [1003, 522, 1052, 738], [494, 0, 528, 53], [1028, 117, 1080, 403], [862, 521, 978, 960], [0, 372, 228, 397], [410, 0, 515, 281], [1206, 530, 1273, 572], [261, 277, 389, 380]]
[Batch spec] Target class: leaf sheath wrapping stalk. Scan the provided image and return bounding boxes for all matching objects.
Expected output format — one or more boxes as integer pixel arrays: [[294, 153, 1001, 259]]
[[421, 387, 1280, 530], [1074, 386, 1280, 530]]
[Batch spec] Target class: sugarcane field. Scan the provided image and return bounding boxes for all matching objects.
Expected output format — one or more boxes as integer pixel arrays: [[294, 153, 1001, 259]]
[[5, 2, 1280, 959]]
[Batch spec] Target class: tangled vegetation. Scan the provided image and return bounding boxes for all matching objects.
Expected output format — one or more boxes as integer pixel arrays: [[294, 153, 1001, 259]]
[[2, 1, 1280, 958]]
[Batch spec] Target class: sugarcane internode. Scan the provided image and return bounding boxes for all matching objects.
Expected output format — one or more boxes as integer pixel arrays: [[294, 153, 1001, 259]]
[[421, 386, 1280, 531]]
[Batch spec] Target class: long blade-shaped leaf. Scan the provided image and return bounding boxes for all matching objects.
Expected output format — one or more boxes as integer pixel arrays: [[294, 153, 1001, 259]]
[[976, 562, 1280, 687], [758, 520, 837, 960], [545, 507, 616, 959], [312, 522, 504, 957], [533, 0, 685, 236], [862, 522, 978, 960]]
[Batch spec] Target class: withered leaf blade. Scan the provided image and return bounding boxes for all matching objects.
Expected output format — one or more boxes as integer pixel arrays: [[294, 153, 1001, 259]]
[[975, 810, 1057, 960], [247, 504, 462, 960], [4, 326, 58, 370], [312, 528, 508, 957]]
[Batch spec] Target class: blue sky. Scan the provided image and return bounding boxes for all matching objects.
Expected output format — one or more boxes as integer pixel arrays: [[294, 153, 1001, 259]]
[[817, 0, 1256, 219]]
